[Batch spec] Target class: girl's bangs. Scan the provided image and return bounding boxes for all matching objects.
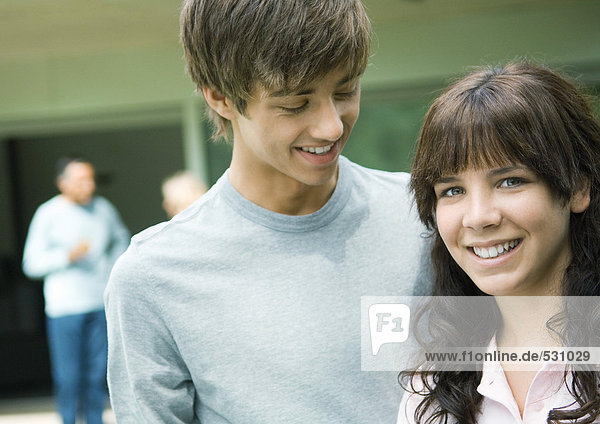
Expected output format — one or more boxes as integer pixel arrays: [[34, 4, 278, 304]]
[[427, 100, 527, 182]]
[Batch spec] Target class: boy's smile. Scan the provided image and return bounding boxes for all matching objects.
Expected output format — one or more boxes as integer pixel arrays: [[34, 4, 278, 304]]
[[296, 140, 338, 162], [225, 67, 361, 215]]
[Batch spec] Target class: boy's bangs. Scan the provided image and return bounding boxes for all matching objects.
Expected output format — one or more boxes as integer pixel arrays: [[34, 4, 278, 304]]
[[255, 1, 370, 92]]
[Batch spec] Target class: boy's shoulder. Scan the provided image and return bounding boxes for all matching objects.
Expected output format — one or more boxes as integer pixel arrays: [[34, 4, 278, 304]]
[[108, 204, 214, 289], [342, 156, 411, 191], [341, 158, 418, 222], [124, 174, 235, 258]]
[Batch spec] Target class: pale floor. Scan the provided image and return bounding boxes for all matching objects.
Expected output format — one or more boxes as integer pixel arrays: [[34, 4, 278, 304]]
[[0, 396, 115, 424]]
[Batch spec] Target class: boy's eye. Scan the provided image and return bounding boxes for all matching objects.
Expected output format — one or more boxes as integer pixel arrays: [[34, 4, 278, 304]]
[[499, 177, 523, 188], [336, 88, 358, 99], [279, 103, 308, 115]]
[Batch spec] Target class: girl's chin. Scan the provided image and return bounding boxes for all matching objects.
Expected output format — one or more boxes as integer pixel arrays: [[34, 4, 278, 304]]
[[472, 281, 520, 297]]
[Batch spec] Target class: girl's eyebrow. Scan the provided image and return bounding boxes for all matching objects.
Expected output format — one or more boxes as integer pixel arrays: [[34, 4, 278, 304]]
[[435, 165, 524, 184], [435, 176, 459, 184], [487, 165, 522, 177]]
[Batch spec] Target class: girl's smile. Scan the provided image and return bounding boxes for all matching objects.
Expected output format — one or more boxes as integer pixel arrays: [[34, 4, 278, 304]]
[[434, 165, 589, 296]]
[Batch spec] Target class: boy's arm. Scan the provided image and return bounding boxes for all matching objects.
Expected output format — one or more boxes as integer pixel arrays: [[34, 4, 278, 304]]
[[105, 247, 199, 423], [22, 207, 71, 279], [412, 235, 434, 296]]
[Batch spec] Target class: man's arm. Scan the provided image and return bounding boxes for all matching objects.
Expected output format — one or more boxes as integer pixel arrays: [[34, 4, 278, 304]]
[[105, 246, 199, 423], [22, 207, 71, 279], [103, 199, 130, 264]]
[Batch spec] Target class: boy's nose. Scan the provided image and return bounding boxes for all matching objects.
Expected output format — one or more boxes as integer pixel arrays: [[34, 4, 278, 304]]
[[310, 101, 344, 142]]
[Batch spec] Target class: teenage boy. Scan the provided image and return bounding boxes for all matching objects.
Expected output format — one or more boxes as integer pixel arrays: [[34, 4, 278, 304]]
[[105, 0, 430, 422]]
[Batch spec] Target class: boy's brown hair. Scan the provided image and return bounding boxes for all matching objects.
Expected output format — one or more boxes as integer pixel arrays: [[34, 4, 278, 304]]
[[180, 0, 371, 140]]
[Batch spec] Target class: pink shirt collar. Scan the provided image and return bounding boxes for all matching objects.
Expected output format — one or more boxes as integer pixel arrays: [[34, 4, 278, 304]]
[[476, 336, 573, 423]]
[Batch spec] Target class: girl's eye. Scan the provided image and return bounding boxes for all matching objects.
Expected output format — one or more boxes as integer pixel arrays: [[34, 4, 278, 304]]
[[499, 177, 523, 188], [439, 187, 464, 198]]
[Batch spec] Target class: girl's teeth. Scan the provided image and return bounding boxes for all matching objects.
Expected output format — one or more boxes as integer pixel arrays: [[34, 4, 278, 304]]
[[473, 240, 520, 259]]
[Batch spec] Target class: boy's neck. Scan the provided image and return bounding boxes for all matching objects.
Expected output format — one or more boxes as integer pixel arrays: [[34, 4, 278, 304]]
[[227, 162, 339, 216]]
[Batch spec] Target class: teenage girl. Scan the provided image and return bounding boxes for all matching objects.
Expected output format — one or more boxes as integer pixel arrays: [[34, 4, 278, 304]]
[[399, 61, 600, 423]]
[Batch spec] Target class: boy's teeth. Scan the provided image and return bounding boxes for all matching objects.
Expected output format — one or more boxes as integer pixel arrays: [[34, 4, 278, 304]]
[[300, 143, 334, 155], [473, 240, 520, 259]]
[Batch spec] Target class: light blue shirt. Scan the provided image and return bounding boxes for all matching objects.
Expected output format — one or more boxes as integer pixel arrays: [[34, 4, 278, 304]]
[[23, 195, 129, 317]]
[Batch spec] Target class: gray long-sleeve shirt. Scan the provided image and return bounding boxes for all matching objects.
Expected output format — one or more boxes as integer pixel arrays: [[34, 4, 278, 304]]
[[105, 157, 431, 423]]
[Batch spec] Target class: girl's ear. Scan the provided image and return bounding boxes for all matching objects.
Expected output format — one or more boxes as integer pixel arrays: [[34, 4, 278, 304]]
[[570, 178, 591, 213], [201, 87, 236, 121]]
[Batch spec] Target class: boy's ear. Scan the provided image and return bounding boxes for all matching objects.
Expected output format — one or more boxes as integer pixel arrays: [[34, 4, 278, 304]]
[[570, 178, 591, 213], [201, 87, 236, 120]]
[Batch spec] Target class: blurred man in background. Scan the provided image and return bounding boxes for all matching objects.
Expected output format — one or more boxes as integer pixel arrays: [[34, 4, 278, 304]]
[[22, 157, 129, 424]]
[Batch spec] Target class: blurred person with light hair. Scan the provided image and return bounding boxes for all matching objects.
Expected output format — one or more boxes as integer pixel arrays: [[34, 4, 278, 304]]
[[161, 170, 207, 218]]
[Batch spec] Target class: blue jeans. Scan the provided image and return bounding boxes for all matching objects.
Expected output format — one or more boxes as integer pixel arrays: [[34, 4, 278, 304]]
[[46, 310, 108, 424]]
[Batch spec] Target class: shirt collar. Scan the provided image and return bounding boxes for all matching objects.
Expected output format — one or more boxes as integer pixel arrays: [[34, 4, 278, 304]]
[[476, 336, 571, 422]]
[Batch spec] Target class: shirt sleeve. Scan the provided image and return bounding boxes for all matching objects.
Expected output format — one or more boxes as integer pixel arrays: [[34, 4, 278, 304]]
[[105, 245, 200, 423], [22, 206, 70, 279], [412, 236, 434, 296]]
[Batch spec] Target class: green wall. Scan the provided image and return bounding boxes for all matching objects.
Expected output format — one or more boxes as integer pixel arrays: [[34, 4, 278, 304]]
[[366, 1, 600, 87], [0, 48, 192, 126], [1, 1, 599, 128]]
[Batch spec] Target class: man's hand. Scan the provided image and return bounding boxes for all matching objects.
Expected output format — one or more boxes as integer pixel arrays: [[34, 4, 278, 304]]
[[69, 240, 90, 263]]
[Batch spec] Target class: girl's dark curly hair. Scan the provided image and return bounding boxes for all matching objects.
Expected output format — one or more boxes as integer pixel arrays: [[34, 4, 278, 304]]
[[401, 60, 600, 423]]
